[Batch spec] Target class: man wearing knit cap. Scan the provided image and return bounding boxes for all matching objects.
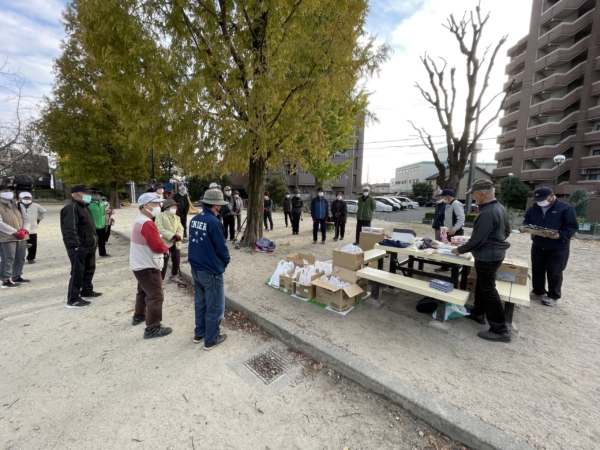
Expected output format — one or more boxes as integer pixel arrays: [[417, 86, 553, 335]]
[[0, 183, 30, 289], [130, 192, 172, 339], [17, 192, 46, 264]]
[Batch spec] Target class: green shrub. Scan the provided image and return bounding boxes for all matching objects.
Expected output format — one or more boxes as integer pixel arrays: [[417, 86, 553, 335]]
[[465, 213, 479, 222], [424, 211, 435, 219]]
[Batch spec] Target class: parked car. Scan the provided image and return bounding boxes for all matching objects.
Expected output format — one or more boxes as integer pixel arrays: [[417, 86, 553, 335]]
[[375, 201, 393, 212], [385, 196, 406, 210], [346, 200, 358, 214], [390, 196, 419, 209], [374, 196, 401, 211], [414, 197, 436, 207]]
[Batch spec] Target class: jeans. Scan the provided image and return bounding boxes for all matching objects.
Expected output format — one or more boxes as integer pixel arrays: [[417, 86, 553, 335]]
[[133, 268, 164, 330], [235, 214, 242, 231], [313, 219, 326, 242], [0, 241, 27, 282], [355, 220, 371, 244], [66, 246, 96, 301], [531, 246, 569, 300], [471, 259, 507, 335], [263, 211, 273, 230], [27, 233, 38, 261], [192, 270, 225, 344], [284, 212, 292, 227], [291, 214, 301, 233]]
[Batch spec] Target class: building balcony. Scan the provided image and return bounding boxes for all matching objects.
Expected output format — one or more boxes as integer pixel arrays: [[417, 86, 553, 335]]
[[492, 167, 515, 177], [540, 0, 588, 24], [494, 148, 515, 161], [505, 89, 523, 104], [523, 134, 575, 157], [526, 112, 580, 138], [499, 109, 520, 127], [504, 71, 524, 90], [530, 87, 582, 115], [538, 9, 594, 46], [595, 56, 600, 71], [497, 129, 517, 144], [534, 35, 590, 71], [506, 52, 526, 75], [580, 155, 600, 169], [507, 35, 529, 56], [591, 80, 600, 96], [531, 63, 585, 95], [587, 105, 600, 121], [520, 159, 572, 181]]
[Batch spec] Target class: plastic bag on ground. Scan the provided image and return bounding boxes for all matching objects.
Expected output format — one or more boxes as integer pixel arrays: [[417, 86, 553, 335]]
[[432, 303, 470, 321], [268, 260, 295, 288]]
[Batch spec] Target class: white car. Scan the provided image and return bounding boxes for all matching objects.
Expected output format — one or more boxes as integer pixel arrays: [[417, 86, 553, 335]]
[[346, 200, 358, 214], [391, 196, 419, 209], [375, 201, 393, 212]]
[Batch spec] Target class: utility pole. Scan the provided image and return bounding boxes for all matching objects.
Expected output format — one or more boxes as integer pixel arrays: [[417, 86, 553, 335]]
[[465, 146, 478, 212], [151, 147, 155, 181]]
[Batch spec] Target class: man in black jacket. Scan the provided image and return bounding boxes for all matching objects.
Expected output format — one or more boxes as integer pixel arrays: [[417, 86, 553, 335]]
[[290, 189, 303, 235], [330, 191, 347, 242], [452, 180, 511, 343], [282, 192, 292, 227], [60, 184, 102, 308], [521, 187, 578, 307], [172, 185, 190, 242], [221, 186, 236, 241]]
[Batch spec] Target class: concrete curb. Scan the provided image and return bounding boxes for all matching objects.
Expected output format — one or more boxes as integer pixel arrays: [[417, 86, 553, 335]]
[[113, 229, 534, 450]]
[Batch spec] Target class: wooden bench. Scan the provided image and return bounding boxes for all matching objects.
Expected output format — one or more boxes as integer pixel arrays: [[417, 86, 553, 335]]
[[363, 249, 388, 270], [494, 280, 530, 326], [357, 267, 469, 323]]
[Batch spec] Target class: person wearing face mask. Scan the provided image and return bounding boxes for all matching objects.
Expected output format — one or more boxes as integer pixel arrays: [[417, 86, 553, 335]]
[[441, 189, 465, 238], [282, 192, 292, 227], [0, 183, 30, 289], [232, 190, 243, 232], [263, 191, 273, 231], [60, 184, 102, 307], [354, 186, 376, 245], [172, 185, 190, 242], [451, 180, 511, 342], [290, 189, 303, 235], [431, 189, 450, 272], [521, 187, 578, 307], [130, 193, 173, 338], [153, 182, 165, 199], [88, 188, 110, 258], [221, 186, 236, 241], [330, 191, 347, 242], [311, 187, 329, 244], [188, 189, 231, 350], [17, 192, 46, 264], [155, 199, 186, 285]]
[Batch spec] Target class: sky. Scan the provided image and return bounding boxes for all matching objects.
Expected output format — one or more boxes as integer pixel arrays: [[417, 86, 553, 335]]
[[0, 0, 534, 183]]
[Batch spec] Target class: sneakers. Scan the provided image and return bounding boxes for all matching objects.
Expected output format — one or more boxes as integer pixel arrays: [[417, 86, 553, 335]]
[[340, 237, 344, 240], [333, 237, 338, 242], [477, 330, 511, 343], [530, 291, 546, 302], [313, 241, 317, 244], [27, 260, 36, 264], [81, 291, 103, 299], [14, 276, 30, 283], [143, 325, 173, 339], [204, 334, 227, 351], [352, 242, 358, 246], [542, 297, 558, 307], [66, 298, 91, 308], [132, 315, 145, 326], [1, 280, 21, 289], [466, 313, 486, 325], [169, 275, 182, 284], [100, 254, 111, 258], [434, 267, 450, 273], [194, 336, 204, 343], [321, 241, 325, 245]]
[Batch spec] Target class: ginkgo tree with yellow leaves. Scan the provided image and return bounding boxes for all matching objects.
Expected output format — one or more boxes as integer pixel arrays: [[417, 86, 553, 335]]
[[74, 0, 389, 245]]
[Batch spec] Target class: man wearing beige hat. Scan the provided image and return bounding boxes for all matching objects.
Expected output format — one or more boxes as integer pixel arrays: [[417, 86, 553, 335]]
[[18, 192, 46, 264], [0, 183, 30, 288]]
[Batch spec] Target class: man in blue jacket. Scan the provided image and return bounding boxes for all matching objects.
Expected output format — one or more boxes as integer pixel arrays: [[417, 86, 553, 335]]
[[521, 187, 578, 307], [188, 189, 231, 350], [311, 187, 328, 244]]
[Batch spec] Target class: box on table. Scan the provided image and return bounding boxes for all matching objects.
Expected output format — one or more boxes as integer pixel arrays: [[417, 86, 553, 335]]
[[451, 236, 470, 245], [293, 271, 324, 299], [359, 232, 385, 251], [497, 258, 529, 286], [333, 248, 365, 271], [286, 253, 316, 267], [312, 268, 364, 312], [392, 228, 416, 244], [361, 226, 386, 235], [279, 269, 296, 294]]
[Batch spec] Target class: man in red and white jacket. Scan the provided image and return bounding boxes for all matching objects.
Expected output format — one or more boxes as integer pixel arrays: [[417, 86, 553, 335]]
[[130, 193, 172, 339]]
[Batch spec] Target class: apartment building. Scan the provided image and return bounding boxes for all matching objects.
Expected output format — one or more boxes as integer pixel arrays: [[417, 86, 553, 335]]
[[493, 0, 600, 213]]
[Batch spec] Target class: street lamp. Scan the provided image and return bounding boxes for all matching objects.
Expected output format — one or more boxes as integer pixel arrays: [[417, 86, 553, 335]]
[[553, 154, 566, 191]]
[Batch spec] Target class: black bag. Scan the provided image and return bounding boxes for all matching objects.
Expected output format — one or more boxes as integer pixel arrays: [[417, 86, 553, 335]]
[[416, 297, 437, 314]]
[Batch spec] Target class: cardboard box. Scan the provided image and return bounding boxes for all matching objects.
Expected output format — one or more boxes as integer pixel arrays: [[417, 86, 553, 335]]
[[313, 267, 364, 311], [286, 253, 316, 267], [279, 269, 296, 294], [497, 258, 529, 286], [293, 271, 323, 299], [331, 266, 369, 301], [333, 249, 365, 271], [466, 273, 477, 293], [361, 226, 386, 235], [392, 228, 416, 244], [359, 232, 385, 251]]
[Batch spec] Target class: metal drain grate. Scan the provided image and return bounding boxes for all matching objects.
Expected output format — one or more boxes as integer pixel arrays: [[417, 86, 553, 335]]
[[243, 347, 296, 385]]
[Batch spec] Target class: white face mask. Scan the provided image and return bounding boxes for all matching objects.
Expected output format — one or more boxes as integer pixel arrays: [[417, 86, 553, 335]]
[[225, 191, 231, 196], [295, 194, 300, 197], [1, 192, 14, 200], [233, 194, 239, 198], [21, 199, 32, 205], [167, 208, 177, 215], [537, 200, 550, 207], [286, 194, 290, 198], [156, 189, 164, 194], [264, 196, 269, 200], [363, 192, 369, 197], [179, 190, 187, 195], [436, 199, 443, 204], [146, 204, 161, 217], [318, 192, 324, 197], [442, 199, 448, 203], [337, 196, 342, 200]]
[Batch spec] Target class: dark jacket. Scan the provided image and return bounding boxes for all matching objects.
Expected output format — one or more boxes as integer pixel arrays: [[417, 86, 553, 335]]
[[220, 195, 234, 217], [523, 199, 578, 250], [283, 196, 292, 213], [330, 199, 347, 224], [263, 198, 273, 213], [173, 192, 190, 216], [188, 210, 230, 275], [311, 197, 328, 220], [60, 199, 98, 249], [432, 201, 445, 230], [457, 200, 510, 262], [291, 196, 303, 215]]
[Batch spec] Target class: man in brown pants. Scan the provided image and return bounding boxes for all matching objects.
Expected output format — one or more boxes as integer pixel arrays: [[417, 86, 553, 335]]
[[130, 192, 172, 339]]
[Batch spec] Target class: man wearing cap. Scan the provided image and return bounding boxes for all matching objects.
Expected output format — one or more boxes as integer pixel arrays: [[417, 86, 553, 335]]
[[311, 187, 328, 244], [441, 189, 465, 237], [263, 191, 273, 231], [17, 192, 46, 264], [88, 188, 109, 258], [0, 183, 30, 289], [60, 184, 102, 307], [282, 192, 292, 228], [354, 186, 376, 245], [521, 187, 578, 307], [221, 186, 236, 241], [172, 185, 190, 242], [130, 192, 172, 338], [331, 191, 348, 242], [290, 188, 303, 235], [452, 179, 512, 342], [232, 190, 243, 232], [188, 189, 231, 350]]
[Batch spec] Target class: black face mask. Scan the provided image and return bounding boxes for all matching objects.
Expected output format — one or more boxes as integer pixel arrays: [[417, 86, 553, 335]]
[[215, 206, 222, 215]]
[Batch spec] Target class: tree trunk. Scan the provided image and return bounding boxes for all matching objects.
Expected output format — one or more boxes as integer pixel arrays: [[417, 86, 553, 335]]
[[242, 155, 267, 246], [110, 181, 120, 209]]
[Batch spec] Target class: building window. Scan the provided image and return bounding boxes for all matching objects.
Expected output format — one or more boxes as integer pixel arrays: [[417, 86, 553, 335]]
[[590, 174, 600, 180], [593, 150, 600, 156], [353, 174, 357, 187], [334, 152, 349, 158]]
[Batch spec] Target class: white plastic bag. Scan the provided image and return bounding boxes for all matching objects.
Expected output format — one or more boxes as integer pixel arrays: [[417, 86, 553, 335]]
[[432, 303, 470, 321], [315, 261, 332, 276], [269, 260, 295, 288], [339, 243, 362, 254], [298, 265, 318, 285], [319, 275, 350, 288]]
